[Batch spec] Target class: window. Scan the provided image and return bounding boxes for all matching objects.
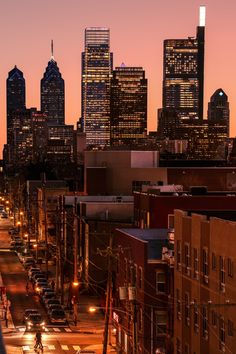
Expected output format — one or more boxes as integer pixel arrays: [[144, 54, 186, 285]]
[[220, 257, 225, 292], [184, 243, 191, 275], [193, 248, 199, 279], [176, 289, 181, 320], [138, 267, 143, 289], [184, 293, 190, 327], [177, 240, 181, 271], [156, 311, 167, 335], [228, 320, 234, 337], [212, 253, 217, 270], [156, 271, 166, 294], [202, 306, 208, 339], [193, 300, 199, 332], [219, 317, 225, 351], [212, 311, 217, 327], [202, 248, 209, 283], [228, 258, 234, 278]]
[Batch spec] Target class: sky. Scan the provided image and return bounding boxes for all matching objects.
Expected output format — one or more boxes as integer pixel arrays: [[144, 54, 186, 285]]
[[0, 0, 235, 156]]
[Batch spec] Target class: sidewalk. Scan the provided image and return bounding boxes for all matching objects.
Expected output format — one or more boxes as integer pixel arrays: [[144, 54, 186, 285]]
[[0, 273, 15, 334]]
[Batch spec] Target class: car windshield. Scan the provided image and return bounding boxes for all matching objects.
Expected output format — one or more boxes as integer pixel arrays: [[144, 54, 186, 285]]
[[25, 310, 39, 316]]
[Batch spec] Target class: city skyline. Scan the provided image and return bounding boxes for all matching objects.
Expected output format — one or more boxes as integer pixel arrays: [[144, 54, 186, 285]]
[[0, 0, 235, 156]]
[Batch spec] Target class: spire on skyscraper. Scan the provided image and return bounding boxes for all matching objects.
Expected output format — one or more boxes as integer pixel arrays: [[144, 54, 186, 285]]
[[51, 39, 54, 61]]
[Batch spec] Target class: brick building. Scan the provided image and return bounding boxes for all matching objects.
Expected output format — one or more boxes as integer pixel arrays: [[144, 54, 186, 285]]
[[113, 228, 174, 354], [174, 210, 236, 354]]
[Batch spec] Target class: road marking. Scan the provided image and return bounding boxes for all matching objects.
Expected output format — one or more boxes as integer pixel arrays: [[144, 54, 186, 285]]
[[61, 345, 69, 350], [22, 345, 30, 351], [73, 345, 81, 350], [53, 327, 61, 332], [64, 327, 72, 332], [48, 345, 56, 349]]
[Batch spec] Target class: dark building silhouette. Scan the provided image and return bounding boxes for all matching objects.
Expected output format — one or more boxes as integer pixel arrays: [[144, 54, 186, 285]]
[[82, 27, 113, 147], [41, 42, 65, 125], [6, 66, 26, 145], [208, 88, 229, 136], [110, 65, 147, 146], [162, 7, 205, 121]]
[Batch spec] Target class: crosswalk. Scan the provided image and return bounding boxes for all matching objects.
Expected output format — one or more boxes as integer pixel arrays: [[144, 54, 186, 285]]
[[16, 326, 73, 333], [22, 344, 81, 352]]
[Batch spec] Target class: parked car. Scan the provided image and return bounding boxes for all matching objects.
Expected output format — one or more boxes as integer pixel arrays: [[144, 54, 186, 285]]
[[23, 309, 40, 323], [44, 297, 60, 309], [28, 267, 40, 278], [32, 272, 47, 283], [39, 287, 52, 297], [25, 313, 46, 331], [41, 290, 56, 303], [48, 304, 63, 313], [10, 240, 23, 250], [49, 309, 66, 324], [35, 281, 49, 294], [24, 259, 36, 269]]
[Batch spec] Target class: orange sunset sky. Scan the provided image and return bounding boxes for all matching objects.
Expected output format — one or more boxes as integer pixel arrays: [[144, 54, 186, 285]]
[[0, 0, 235, 157]]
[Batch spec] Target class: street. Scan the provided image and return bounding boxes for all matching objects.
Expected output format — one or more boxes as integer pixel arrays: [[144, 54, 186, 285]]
[[0, 218, 108, 353]]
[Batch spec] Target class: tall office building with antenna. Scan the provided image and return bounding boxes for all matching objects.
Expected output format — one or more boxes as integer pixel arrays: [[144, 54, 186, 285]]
[[162, 6, 205, 122], [41, 41, 65, 125]]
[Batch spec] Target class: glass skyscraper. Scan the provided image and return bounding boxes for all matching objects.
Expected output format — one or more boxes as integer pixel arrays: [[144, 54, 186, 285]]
[[7, 66, 26, 145], [162, 7, 205, 121], [41, 48, 65, 125], [82, 27, 112, 147], [111, 65, 147, 146]]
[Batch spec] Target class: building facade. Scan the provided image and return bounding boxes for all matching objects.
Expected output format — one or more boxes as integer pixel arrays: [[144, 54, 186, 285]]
[[208, 88, 229, 136], [114, 228, 174, 354], [111, 66, 147, 146], [41, 49, 65, 125], [82, 27, 113, 147], [174, 210, 236, 354], [6, 66, 26, 163], [162, 7, 205, 122]]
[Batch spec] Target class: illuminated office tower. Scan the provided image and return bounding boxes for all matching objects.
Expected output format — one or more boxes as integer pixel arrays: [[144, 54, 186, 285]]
[[111, 65, 147, 146], [208, 88, 229, 134], [163, 6, 205, 121], [41, 41, 65, 125], [82, 27, 112, 147], [7, 66, 26, 145]]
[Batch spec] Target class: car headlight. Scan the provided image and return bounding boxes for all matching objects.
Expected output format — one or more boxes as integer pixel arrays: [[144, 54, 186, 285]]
[[36, 287, 40, 292], [40, 322, 45, 326], [27, 321, 32, 326]]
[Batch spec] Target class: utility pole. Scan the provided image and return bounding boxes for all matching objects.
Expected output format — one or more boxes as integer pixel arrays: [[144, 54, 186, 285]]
[[42, 173, 48, 278], [60, 195, 64, 304], [97, 234, 113, 354]]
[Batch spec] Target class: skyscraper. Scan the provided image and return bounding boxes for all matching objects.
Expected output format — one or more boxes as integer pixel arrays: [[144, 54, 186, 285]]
[[82, 27, 112, 147], [41, 41, 65, 125], [110, 65, 147, 146], [7, 66, 26, 145], [208, 89, 229, 123], [162, 6, 205, 121]]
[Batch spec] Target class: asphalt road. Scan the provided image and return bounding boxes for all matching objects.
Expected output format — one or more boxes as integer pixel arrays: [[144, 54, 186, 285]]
[[0, 218, 106, 353]]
